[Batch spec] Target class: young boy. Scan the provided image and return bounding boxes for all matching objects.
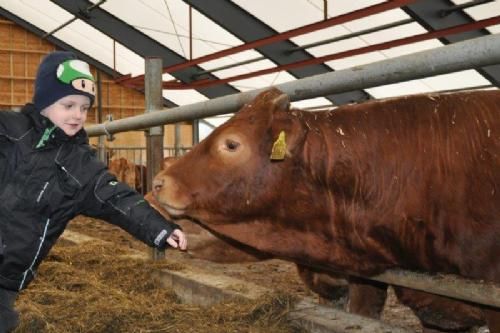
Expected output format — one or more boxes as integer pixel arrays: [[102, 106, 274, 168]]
[[0, 51, 187, 332]]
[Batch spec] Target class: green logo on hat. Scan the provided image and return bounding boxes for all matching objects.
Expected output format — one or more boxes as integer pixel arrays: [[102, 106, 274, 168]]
[[57, 59, 95, 96]]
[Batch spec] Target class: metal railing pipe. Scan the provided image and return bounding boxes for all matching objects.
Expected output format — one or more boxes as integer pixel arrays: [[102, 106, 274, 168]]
[[86, 33, 500, 137]]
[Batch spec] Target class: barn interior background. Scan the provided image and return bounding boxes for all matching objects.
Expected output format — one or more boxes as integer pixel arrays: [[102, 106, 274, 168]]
[[2, 0, 499, 141], [0, 0, 499, 332]]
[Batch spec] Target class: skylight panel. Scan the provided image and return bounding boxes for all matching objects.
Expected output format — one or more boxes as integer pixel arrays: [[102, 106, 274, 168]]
[[420, 70, 491, 91], [367, 80, 435, 98], [463, 0, 500, 21], [291, 96, 333, 109], [233, 0, 325, 32], [163, 88, 208, 106], [367, 69, 492, 99]]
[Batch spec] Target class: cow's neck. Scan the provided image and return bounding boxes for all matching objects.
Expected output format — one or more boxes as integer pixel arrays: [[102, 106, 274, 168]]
[[207, 217, 394, 276], [273, 110, 408, 274]]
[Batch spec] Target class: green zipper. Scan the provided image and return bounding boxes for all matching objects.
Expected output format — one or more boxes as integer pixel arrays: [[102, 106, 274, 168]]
[[35, 126, 56, 148]]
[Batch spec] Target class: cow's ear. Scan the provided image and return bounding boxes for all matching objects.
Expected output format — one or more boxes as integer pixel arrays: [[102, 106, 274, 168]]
[[239, 88, 287, 126], [269, 108, 305, 161], [270, 91, 290, 114], [253, 87, 290, 116]]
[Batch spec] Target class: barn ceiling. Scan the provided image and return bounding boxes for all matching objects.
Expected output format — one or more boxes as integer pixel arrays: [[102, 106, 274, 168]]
[[1, 0, 499, 126]]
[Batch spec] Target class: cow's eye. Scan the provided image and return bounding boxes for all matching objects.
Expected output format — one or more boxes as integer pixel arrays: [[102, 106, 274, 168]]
[[225, 139, 240, 151]]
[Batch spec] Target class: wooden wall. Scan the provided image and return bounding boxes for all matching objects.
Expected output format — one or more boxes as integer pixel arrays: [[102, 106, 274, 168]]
[[0, 16, 192, 149]]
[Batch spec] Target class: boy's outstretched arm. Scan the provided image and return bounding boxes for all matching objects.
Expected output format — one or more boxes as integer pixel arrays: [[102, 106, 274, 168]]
[[80, 169, 187, 251]]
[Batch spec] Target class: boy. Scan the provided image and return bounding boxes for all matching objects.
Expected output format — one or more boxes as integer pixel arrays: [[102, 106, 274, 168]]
[[0, 51, 187, 332]]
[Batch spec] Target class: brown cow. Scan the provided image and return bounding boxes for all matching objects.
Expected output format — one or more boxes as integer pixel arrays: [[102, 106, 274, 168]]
[[108, 157, 148, 194], [149, 157, 349, 304], [108, 157, 135, 189], [153, 88, 500, 333]]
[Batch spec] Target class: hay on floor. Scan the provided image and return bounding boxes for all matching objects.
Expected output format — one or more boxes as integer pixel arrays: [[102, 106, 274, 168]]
[[14, 219, 305, 333]]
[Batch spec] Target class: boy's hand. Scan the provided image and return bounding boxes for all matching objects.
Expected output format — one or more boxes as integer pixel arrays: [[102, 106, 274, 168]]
[[166, 229, 187, 250]]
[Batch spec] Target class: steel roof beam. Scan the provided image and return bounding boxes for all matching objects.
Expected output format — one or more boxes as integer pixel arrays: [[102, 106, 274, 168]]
[[403, 0, 500, 86], [182, 0, 379, 105], [158, 16, 500, 90], [50, 0, 239, 99]]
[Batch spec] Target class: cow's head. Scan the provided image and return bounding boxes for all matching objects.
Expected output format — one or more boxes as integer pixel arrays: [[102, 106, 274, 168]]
[[153, 88, 310, 225], [154, 88, 340, 263]]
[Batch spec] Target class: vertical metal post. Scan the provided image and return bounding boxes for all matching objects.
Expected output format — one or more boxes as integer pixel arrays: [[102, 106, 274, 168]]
[[174, 123, 181, 156], [192, 119, 199, 145], [144, 57, 165, 260]]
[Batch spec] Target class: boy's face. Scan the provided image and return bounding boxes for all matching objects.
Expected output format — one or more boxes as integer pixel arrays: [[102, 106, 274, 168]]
[[41, 95, 90, 136]]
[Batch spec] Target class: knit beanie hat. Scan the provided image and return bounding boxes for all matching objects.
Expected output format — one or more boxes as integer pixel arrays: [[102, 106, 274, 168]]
[[33, 51, 95, 111]]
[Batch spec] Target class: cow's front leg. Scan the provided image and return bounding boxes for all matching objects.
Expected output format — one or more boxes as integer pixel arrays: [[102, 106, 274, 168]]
[[295, 265, 348, 308], [347, 276, 388, 319]]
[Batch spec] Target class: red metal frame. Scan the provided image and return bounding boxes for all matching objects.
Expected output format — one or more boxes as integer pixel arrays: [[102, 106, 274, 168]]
[[125, 15, 500, 90], [116, 0, 417, 86]]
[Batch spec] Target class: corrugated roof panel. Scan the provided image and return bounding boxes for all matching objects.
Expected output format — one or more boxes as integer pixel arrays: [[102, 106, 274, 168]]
[[374, 39, 443, 58], [326, 0, 387, 17], [52, 19, 114, 63], [201, 50, 268, 69], [99, 0, 191, 57], [367, 69, 492, 99], [463, 1, 500, 20], [2, 0, 498, 113], [488, 24, 500, 33], [2, 0, 72, 32], [163, 87, 208, 106], [367, 80, 435, 98], [292, 96, 334, 109], [112, 42, 145, 77], [342, 8, 409, 31], [325, 51, 386, 70], [232, 0, 325, 32]]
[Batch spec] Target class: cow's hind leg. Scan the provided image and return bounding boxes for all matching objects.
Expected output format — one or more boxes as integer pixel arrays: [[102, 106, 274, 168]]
[[394, 287, 484, 333], [347, 276, 388, 319]]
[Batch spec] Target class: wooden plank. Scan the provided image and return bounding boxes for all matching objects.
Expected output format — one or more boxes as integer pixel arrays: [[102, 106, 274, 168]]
[[156, 266, 414, 333]]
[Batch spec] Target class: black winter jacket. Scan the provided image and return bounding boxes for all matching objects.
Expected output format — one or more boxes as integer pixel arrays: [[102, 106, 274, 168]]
[[0, 104, 179, 291]]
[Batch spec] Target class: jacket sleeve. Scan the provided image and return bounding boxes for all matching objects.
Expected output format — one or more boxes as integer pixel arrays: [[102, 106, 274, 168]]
[[80, 170, 181, 249]]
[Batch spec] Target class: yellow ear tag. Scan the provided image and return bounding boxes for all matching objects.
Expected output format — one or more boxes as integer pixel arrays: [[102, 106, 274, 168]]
[[270, 130, 287, 161]]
